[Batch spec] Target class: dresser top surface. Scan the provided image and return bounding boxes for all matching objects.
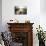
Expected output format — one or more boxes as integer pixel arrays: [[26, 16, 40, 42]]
[[7, 23, 34, 25]]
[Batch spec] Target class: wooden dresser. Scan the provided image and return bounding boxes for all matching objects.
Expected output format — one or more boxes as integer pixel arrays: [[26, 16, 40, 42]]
[[7, 23, 34, 46]]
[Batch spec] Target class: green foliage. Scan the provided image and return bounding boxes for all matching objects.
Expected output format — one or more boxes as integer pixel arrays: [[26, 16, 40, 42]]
[[36, 25, 45, 41]]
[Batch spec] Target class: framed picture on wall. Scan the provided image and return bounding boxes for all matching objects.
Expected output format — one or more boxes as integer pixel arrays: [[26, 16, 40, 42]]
[[14, 6, 27, 15]]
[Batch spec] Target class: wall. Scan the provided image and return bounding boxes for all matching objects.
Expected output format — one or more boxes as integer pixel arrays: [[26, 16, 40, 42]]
[[0, 0, 2, 32], [40, 0, 46, 13], [2, 0, 40, 31], [40, 0, 46, 31], [2, 0, 46, 46]]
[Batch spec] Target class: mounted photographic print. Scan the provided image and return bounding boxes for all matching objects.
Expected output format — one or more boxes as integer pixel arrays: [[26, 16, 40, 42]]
[[14, 6, 27, 15]]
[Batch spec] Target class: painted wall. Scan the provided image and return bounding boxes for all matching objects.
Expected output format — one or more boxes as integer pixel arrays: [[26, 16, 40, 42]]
[[0, 0, 2, 32], [40, 0, 46, 13], [2, 0, 40, 31], [2, 0, 46, 46]]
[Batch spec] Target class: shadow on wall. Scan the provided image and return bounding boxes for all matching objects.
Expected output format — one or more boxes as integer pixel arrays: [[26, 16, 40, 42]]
[[0, 0, 2, 32]]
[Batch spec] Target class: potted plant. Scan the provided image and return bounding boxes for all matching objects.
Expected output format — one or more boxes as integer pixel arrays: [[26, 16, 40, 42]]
[[36, 25, 45, 46]]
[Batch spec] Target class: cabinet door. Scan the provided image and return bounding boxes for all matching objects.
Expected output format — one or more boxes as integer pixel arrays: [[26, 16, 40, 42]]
[[11, 32, 28, 46]]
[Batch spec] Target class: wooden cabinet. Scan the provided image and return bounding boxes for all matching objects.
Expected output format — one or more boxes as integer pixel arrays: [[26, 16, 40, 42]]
[[7, 23, 34, 46]]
